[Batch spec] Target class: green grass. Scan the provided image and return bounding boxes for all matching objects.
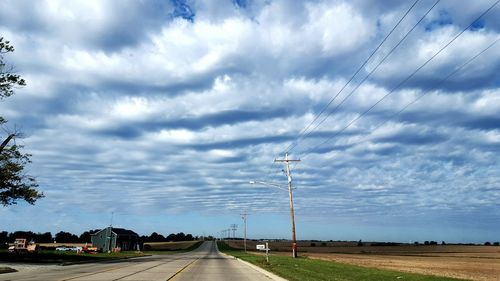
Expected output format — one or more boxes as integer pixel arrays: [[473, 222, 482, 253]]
[[217, 242, 468, 281]]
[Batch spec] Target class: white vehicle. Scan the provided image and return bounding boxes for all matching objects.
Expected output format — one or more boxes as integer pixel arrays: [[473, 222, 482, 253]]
[[55, 246, 74, 251]]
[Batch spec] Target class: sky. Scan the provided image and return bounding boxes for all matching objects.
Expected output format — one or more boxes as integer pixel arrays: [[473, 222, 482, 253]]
[[0, 0, 499, 243]]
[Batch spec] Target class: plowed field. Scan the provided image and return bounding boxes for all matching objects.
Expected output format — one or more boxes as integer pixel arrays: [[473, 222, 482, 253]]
[[225, 240, 500, 281]]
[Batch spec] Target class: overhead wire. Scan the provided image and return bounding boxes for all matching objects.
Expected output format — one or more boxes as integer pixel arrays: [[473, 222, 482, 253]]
[[295, 0, 500, 163], [267, 0, 430, 185], [310, 37, 499, 163], [266, 0, 428, 184], [306, 38, 500, 214], [286, 0, 441, 154], [284, 0, 423, 154]]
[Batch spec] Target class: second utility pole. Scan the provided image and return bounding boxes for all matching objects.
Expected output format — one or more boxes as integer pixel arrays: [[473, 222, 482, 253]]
[[275, 152, 300, 258], [241, 212, 249, 252]]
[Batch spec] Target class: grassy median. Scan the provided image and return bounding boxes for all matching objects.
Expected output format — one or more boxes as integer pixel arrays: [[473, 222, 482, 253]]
[[217, 242, 468, 281]]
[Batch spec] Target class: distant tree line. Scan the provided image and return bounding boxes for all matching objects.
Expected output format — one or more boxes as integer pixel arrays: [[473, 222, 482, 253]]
[[412, 240, 500, 246], [140, 232, 197, 242], [0, 230, 100, 245], [0, 230, 198, 247]]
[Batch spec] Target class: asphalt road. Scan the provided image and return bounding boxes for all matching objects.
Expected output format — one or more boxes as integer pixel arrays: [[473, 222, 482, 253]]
[[0, 241, 279, 281]]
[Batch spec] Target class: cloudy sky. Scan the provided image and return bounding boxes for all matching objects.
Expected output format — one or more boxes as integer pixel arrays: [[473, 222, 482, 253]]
[[1, 0, 499, 243]]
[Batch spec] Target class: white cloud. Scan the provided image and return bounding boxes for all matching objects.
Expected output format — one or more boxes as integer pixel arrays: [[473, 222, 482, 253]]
[[0, 0, 499, 241]]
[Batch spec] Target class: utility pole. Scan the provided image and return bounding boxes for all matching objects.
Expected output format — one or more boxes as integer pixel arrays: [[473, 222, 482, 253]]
[[241, 212, 249, 252], [275, 152, 300, 258], [230, 224, 237, 239], [108, 211, 114, 253]]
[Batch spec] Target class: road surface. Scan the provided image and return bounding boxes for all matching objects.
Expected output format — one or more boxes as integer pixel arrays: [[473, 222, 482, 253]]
[[0, 241, 280, 281]]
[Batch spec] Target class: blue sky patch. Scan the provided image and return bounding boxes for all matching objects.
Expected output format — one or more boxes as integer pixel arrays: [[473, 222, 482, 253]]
[[425, 9, 453, 31], [170, 0, 195, 21]]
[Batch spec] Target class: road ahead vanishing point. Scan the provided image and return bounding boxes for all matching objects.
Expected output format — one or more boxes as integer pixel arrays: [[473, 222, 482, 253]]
[[0, 242, 281, 281]]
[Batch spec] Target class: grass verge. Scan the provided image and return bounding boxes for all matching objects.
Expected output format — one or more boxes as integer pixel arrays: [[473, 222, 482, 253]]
[[217, 242, 468, 281]]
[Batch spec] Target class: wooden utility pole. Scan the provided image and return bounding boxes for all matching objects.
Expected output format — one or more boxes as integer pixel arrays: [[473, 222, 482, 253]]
[[275, 152, 300, 258], [241, 212, 249, 252]]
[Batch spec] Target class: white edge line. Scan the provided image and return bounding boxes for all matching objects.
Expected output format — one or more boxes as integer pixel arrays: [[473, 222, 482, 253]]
[[218, 251, 288, 281]]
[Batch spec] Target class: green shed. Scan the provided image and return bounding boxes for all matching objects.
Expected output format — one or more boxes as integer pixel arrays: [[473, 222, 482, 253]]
[[91, 227, 140, 252]]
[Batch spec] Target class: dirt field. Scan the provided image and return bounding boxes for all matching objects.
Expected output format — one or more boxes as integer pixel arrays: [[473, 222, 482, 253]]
[[224, 240, 500, 281], [38, 243, 87, 249], [37, 241, 199, 251], [144, 241, 199, 250]]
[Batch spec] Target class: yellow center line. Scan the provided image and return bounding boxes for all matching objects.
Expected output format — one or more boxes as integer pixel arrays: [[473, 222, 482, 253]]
[[166, 258, 199, 281]]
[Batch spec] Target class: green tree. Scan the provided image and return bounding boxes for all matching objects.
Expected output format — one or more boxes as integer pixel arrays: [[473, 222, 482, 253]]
[[79, 229, 99, 243], [54, 231, 79, 243], [0, 37, 42, 205]]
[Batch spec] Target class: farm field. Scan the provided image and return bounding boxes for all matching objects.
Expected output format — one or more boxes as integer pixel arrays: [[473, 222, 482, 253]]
[[36, 240, 200, 251], [143, 240, 200, 251], [224, 240, 500, 281]]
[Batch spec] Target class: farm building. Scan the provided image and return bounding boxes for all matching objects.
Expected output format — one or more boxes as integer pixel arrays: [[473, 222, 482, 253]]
[[91, 227, 141, 252]]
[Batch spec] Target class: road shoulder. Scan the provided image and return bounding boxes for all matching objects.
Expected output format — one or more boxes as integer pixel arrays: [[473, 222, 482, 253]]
[[218, 251, 287, 281]]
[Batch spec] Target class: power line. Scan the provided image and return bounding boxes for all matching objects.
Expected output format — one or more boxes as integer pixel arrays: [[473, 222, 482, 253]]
[[313, 37, 500, 160], [286, 0, 440, 154], [266, 0, 426, 186], [284, 0, 423, 154], [296, 1, 500, 162]]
